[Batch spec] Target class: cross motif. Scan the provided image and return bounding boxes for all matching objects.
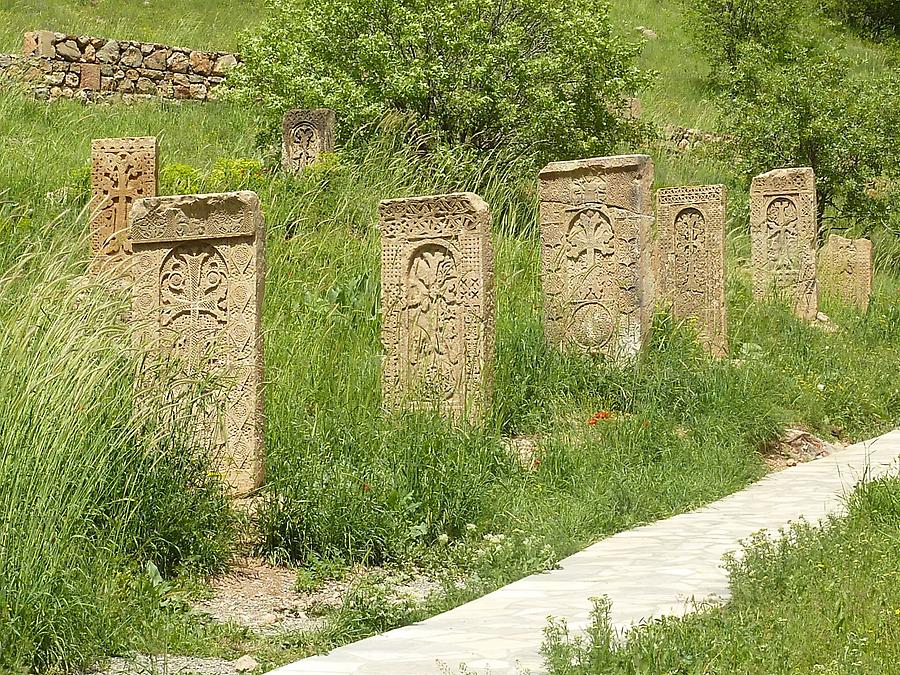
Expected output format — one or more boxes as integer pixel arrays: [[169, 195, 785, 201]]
[[766, 198, 799, 271], [99, 158, 146, 255], [565, 208, 615, 271]]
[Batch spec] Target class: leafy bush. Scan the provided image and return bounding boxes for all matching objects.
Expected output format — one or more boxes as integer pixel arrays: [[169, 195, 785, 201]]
[[724, 44, 900, 236], [682, 0, 806, 82], [232, 0, 651, 163], [821, 0, 900, 36]]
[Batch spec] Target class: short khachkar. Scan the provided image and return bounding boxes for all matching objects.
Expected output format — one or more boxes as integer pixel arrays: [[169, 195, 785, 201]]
[[282, 108, 336, 172], [750, 167, 819, 320], [817, 234, 873, 311], [539, 155, 655, 360], [656, 185, 728, 356], [380, 192, 494, 420], [130, 191, 265, 496], [90, 136, 158, 274]]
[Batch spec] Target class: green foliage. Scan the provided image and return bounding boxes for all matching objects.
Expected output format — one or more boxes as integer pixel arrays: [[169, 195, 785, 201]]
[[682, 0, 805, 82], [0, 237, 235, 671], [232, 0, 652, 163], [726, 44, 900, 239], [542, 476, 900, 674], [821, 0, 900, 37]]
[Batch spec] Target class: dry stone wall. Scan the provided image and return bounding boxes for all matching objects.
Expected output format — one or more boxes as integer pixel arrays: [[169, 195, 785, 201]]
[[19, 30, 238, 101]]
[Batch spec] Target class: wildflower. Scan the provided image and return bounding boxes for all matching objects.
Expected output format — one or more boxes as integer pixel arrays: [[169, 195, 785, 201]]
[[588, 410, 614, 425], [642, 420, 650, 429], [533, 457, 542, 467], [437, 533, 449, 545], [817, 383, 826, 392], [363, 482, 371, 493], [465, 523, 477, 533]]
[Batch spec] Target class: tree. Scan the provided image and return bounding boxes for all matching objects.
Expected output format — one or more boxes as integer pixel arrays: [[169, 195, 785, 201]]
[[231, 0, 651, 164]]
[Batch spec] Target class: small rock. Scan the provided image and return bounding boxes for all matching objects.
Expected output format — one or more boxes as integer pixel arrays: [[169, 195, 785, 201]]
[[120, 46, 143, 68], [56, 39, 82, 61], [212, 53, 238, 76], [636, 26, 658, 39], [96, 40, 120, 64], [234, 655, 259, 673], [144, 49, 168, 70]]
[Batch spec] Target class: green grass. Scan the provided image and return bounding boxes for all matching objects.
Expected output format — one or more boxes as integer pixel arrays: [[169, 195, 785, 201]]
[[542, 475, 900, 674], [0, 0, 264, 52], [0, 0, 898, 671]]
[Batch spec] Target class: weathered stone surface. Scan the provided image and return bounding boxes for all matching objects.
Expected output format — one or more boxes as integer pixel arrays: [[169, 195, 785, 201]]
[[90, 137, 158, 274], [130, 191, 266, 496], [144, 48, 168, 70], [380, 192, 494, 420], [95, 39, 120, 64], [56, 39, 81, 61], [80, 62, 101, 90], [817, 234, 873, 311], [120, 45, 143, 68], [281, 109, 336, 172], [213, 53, 238, 76], [750, 167, 819, 320], [168, 50, 190, 73], [136, 77, 157, 94], [656, 185, 728, 356], [189, 51, 212, 75], [539, 155, 655, 361]]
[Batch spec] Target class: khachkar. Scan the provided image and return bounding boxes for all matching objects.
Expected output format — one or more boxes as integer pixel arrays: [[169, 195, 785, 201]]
[[130, 191, 265, 495], [818, 234, 873, 311], [750, 167, 819, 320], [90, 137, 158, 274], [282, 108, 336, 172], [380, 193, 494, 420], [539, 155, 655, 360], [656, 185, 728, 356]]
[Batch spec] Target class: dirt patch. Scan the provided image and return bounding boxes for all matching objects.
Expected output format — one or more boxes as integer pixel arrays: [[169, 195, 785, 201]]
[[761, 427, 844, 471], [191, 557, 441, 635], [97, 654, 255, 675]]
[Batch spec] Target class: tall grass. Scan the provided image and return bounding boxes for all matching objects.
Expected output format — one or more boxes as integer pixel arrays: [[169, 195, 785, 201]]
[[0, 217, 233, 671]]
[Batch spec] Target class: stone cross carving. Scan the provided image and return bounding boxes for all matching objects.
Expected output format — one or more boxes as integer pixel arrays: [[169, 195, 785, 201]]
[[657, 185, 728, 356], [818, 234, 873, 311], [539, 155, 654, 361], [90, 137, 158, 275], [750, 167, 819, 320], [282, 109, 336, 172], [380, 192, 494, 420], [130, 191, 265, 496]]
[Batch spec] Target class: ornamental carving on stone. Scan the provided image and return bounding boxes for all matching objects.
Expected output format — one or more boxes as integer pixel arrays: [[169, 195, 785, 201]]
[[656, 185, 727, 356], [131, 191, 265, 496], [90, 137, 158, 275], [750, 168, 818, 320], [381, 193, 493, 420], [817, 234, 873, 311], [282, 109, 336, 172], [539, 155, 654, 361]]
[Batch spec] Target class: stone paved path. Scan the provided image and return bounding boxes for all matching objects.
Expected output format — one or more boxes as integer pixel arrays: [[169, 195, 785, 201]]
[[269, 430, 900, 675]]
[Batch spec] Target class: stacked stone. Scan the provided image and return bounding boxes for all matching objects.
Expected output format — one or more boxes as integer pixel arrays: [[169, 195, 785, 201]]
[[22, 30, 238, 101]]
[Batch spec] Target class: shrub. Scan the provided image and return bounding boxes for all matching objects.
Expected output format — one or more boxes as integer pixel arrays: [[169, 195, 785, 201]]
[[231, 0, 651, 163], [821, 0, 900, 36], [723, 44, 900, 236], [682, 0, 806, 83]]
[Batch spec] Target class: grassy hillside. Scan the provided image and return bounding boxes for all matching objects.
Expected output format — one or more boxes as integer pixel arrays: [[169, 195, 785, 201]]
[[0, 0, 898, 672]]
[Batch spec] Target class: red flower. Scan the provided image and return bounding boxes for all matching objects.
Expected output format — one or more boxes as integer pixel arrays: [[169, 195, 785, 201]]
[[533, 458, 542, 467], [588, 410, 614, 425], [363, 483, 371, 493]]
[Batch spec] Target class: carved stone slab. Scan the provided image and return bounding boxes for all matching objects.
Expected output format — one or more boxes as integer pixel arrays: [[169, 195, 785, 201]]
[[539, 155, 655, 360], [657, 185, 728, 356], [90, 137, 158, 274], [818, 234, 873, 311], [282, 108, 336, 172], [130, 191, 265, 496], [750, 167, 819, 320], [380, 192, 494, 420]]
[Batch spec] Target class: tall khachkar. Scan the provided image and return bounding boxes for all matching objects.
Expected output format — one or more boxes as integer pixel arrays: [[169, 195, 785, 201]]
[[750, 167, 819, 320], [818, 234, 873, 311], [380, 193, 494, 420], [657, 185, 728, 356], [539, 155, 655, 360], [90, 137, 158, 274], [282, 108, 336, 172], [130, 191, 265, 496]]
